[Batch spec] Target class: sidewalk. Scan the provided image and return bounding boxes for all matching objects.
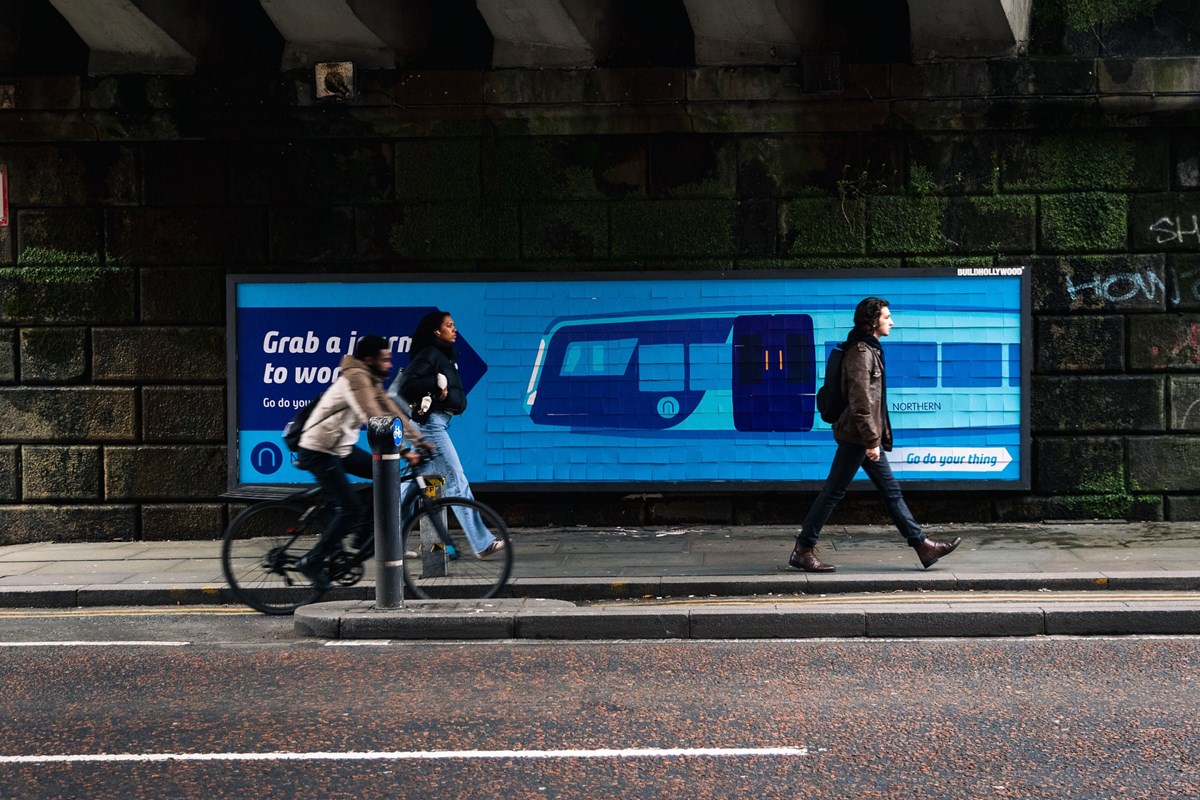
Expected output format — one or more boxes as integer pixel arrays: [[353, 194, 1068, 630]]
[[1, 521, 1199, 639]]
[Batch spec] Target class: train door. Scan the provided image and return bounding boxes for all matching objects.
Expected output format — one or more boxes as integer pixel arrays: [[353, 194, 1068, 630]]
[[732, 314, 815, 432]]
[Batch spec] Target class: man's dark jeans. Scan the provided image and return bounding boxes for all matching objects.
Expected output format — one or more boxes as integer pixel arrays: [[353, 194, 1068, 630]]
[[297, 446, 373, 562], [798, 440, 925, 548]]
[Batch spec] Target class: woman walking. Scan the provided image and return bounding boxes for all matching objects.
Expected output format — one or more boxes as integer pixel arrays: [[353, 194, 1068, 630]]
[[396, 310, 505, 559]]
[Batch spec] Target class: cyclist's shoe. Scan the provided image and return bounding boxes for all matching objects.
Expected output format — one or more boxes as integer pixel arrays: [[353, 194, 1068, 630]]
[[477, 539, 506, 560], [294, 556, 332, 591], [434, 542, 460, 561], [348, 531, 372, 553]]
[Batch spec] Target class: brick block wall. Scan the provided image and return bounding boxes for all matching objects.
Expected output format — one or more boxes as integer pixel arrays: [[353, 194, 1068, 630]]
[[2, 61, 1200, 541]]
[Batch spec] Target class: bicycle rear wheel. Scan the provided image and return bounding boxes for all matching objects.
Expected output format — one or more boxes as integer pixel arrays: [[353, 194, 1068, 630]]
[[221, 500, 327, 614], [401, 497, 512, 600]]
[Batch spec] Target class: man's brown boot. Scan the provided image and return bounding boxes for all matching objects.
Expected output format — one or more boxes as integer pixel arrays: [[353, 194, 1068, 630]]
[[915, 537, 962, 569], [788, 541, 836, 573]]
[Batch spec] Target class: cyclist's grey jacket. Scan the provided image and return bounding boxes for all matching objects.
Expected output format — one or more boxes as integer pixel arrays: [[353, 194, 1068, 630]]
[[831, 336, 891, 451], [298, 354, 422, 457]]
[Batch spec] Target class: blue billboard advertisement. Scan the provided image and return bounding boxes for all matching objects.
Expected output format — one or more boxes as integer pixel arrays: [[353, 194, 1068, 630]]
[[227, 268, 1030, 490]]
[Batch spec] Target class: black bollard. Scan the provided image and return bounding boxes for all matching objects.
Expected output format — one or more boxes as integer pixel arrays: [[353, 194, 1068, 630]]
[[367, 416, 405, 609]]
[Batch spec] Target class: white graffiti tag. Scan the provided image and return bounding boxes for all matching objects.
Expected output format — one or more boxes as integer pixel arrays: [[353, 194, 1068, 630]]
[[1150, 215, 1200, 245], [1065, 270, 1168, 303]]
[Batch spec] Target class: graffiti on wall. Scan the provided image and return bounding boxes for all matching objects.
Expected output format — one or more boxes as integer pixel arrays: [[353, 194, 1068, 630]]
[[1065, 269, 1168, 304], [1065, 264, 1200, 305], [1150, 215, 1200, 246]]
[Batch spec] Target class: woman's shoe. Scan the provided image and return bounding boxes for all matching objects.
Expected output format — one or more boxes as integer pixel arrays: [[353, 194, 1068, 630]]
[[477, 539, 507, 559]]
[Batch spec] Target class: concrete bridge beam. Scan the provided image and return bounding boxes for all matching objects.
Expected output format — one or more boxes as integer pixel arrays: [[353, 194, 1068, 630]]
[[682, 0, 829, 66], [46, 0, 196, 75], [908, 0, 1032, 60], [475, 0, 595, 68], [257, 0, 394, 69]]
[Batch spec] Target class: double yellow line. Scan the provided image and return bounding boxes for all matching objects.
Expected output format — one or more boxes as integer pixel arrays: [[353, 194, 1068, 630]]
[[602, 590, 1200, 607], [0, 606, 261, 619]]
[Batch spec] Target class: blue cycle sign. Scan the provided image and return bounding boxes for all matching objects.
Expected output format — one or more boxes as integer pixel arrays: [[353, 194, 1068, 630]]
[[227, 269, 1029, 491]]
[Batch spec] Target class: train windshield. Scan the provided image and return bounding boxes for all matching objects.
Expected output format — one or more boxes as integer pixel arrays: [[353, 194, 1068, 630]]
[[560, 338, 637, 377]]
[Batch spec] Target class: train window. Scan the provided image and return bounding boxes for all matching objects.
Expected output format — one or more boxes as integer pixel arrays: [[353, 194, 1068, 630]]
[[736, 332, 764, 386], [689, 342, 728, 391], [887, 342, 938, 389], [942, 343, 1003, 387], [784, 333, 811, 385], [559, 338, 637, 377], [639, 343, 685, 391]]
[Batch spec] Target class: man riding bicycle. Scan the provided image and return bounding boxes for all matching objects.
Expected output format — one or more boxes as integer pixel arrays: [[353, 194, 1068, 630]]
[[293, 334, 427, 589]]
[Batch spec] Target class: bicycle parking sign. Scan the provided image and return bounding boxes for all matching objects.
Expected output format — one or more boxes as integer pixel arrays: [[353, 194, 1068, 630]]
[[227, 269, 1030, 491]]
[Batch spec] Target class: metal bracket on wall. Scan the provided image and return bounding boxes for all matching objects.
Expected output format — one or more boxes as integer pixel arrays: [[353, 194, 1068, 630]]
[[315, 62, 355, 101]]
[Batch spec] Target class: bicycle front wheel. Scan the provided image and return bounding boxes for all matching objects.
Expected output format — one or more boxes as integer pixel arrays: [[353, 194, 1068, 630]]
[[221, 500, 328, 614], [401, 498, 512, 600]]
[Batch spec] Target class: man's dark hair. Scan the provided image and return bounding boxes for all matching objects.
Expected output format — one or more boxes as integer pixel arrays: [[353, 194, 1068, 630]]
[[353, 334, 390, 361], [853, 297, 889, 336]]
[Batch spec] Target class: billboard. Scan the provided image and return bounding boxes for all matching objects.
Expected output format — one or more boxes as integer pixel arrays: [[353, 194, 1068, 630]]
[[227, 268, 1030, 491]]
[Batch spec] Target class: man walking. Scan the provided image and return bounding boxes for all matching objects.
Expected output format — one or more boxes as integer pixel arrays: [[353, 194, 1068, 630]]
[[789, 297, 961, 573]]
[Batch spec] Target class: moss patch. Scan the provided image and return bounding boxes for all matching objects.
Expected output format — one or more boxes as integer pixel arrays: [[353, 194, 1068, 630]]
[[1061, 0, 1162, 30], [496, 138, 645, 201], [522, 203, 609, 259], [906, 256, 995, 268], [869, 196, 950, 254], [1005, 133, 1136, 192], [0, 257, 134, 323], [1062, 466, 1140, 518], [610, 200, 734, 259], [1041, 193, 1128, 252], [781, 199, 864, 256], [737, 258, 904, 271], [395, 139, 480, 201], [388, 204, 519, 260], [15, 247, 104, 271]]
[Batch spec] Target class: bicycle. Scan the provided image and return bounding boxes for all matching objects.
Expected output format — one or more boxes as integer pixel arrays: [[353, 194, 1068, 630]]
[[221, 463, 513, 615]]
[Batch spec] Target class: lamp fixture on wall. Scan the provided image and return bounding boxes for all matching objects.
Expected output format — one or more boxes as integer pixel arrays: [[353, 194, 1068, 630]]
[[315, 61, 355, 101]]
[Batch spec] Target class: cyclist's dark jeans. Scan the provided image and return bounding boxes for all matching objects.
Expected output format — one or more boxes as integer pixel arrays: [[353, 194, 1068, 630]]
[[296, 446, 372, 563], [798, 440, 925, 549]]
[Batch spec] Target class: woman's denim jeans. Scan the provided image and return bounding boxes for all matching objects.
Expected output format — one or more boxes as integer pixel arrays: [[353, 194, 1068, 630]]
[[409, 411, 496, 555], [798, 441, 925, 548]]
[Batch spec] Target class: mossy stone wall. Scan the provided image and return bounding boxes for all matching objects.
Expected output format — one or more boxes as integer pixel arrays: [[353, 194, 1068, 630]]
[[2, 61, 1200, 541]]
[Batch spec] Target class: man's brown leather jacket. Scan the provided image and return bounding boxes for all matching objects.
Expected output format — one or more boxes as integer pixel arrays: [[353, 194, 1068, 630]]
[[831, 340, 892, 451]]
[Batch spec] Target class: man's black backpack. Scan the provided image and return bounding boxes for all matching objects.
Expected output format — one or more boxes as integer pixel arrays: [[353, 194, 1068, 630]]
[[816, 344, 848, 425], [281, 390, 326, 452]]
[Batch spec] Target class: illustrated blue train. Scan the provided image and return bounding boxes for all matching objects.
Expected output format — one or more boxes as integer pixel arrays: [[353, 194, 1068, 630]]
[[524, 307, 1021, 434]]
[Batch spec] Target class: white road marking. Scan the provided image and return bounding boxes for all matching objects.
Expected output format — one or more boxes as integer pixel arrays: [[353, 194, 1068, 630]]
[[0, 641, 190, 647], [0, 746, 808, 765]]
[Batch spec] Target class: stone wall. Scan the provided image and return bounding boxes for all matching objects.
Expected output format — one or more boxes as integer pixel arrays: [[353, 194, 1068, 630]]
[[2, 58, 1200, 541]]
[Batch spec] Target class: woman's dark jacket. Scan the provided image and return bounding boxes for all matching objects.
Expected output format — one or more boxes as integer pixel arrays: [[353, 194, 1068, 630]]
[[403, 343, 467, 415]]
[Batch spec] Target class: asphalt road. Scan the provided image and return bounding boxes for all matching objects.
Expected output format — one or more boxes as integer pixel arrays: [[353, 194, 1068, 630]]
[[1, 608, 1198, 799]]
